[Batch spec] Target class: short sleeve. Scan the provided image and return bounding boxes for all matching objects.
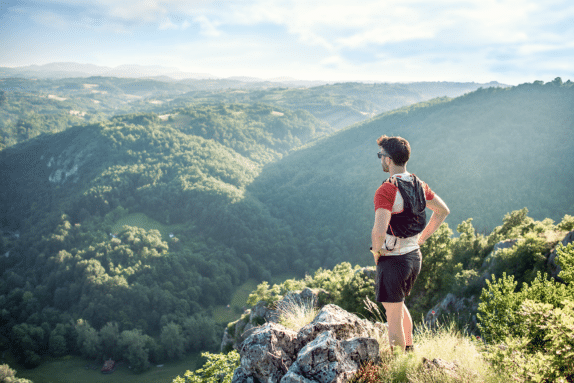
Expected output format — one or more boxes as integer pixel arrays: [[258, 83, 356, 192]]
[[422, 181, 435, 201], [374, 182, 398, 211]]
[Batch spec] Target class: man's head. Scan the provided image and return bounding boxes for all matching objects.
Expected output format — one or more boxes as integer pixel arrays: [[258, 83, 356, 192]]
[[377, 135, 411, 167]]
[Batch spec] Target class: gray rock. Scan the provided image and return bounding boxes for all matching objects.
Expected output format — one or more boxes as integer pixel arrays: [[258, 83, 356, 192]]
[[297, 304, 379, 345], [237, 322, 302, 383], [282, 331, 377, 383], [231, 367, 255, 383]]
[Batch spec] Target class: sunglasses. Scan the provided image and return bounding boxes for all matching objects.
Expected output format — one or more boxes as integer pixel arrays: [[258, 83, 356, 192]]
[[377, 152, 389, 159]]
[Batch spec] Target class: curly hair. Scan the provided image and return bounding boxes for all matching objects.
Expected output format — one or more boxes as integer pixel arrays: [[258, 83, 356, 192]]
[[376, 135, 411, 166]]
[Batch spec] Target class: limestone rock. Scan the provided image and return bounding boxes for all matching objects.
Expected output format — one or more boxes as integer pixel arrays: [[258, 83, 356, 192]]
[[297, 304, 380, 345], [237, 322, 302, 383], [231, 367, 255, 383], [282, 331, 358, 383]]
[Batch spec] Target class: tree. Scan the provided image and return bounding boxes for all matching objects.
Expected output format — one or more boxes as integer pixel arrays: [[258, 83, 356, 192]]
[[118, 329, 151, 373], [160, 322, 185, 360], [75, 319, 100, 359], [99, 322, 120, 359]]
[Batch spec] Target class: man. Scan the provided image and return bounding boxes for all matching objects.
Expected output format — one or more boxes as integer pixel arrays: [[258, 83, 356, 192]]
[[371, 135, 449, 352]]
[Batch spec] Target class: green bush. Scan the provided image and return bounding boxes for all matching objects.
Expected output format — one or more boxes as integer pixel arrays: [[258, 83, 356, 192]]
[[478, 238, 574, 381], [557, 214, 574, 232], [477, 273, 525, 343], [486, 300, 574, 382], [173, 350, 240, 383], [556, 242, 574, 284]]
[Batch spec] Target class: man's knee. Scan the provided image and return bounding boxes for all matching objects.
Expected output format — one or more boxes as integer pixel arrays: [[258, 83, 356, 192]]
[[382, 302, 405, 319]]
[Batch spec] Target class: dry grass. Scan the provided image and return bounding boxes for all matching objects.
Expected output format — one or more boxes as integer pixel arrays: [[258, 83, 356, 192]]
[[276, 296, 318, 332], [372, 320, 510, 383]]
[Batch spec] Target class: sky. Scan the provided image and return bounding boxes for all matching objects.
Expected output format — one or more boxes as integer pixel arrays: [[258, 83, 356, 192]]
[[1, 0, 573, 84]]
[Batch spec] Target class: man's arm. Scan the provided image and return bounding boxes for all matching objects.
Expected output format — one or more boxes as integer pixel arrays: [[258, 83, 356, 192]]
[[418, 194, 450, 245], [371, 208, 391, 264]]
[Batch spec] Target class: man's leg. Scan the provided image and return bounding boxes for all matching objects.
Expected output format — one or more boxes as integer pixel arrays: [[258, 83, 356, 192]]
[[382, 302, 405, 350], [402, 303, 413, 348]]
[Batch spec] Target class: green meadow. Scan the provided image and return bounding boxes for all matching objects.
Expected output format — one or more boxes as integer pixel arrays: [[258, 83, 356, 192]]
[[12, 353, 203, 383], [110, 212, 181, 240]]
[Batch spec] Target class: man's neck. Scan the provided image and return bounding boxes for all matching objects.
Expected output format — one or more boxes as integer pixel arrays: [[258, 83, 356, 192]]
[[389, 165, 408, 177]]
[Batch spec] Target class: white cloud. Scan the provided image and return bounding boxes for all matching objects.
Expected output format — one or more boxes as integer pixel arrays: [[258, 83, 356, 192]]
[[158, 16, 191, 30], [194, 15, 221, 36]]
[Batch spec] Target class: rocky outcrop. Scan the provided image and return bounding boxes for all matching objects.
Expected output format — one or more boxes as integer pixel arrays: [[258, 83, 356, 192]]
[[221, 288, 329, 352], [232, 304, 384, 383], [547, 230, 574, 279], [425, 293, 479, 331]]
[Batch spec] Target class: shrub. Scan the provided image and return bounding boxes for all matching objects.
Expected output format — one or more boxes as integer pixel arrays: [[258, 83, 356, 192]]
[[477, 273, 525, 343], [557, 214, 574, 232], [486, 300, 574, 382], [556, 242, 574, 284], [173, 350, 240, 383]]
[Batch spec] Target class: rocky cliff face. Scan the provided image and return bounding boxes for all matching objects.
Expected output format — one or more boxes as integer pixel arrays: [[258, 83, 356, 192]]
[[231, 304, 385, 383]]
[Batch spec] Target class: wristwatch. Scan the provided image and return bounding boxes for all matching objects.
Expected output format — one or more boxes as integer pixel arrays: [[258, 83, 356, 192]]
[[370, 247, 383, 257]]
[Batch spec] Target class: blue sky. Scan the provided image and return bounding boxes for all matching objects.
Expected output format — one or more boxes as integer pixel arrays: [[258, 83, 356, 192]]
[[1, 0, 573, 84]]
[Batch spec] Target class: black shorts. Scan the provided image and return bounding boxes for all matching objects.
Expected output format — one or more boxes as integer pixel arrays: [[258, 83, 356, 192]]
[[375, 249, 421, 303]]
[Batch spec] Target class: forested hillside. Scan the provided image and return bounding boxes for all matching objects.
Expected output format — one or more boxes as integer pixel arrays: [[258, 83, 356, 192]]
[[249, 78, 574, 271], [0, 103, 323, 369], [0, 75, 497, 149]]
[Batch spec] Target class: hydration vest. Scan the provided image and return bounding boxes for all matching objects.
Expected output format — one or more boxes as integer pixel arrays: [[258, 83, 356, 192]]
[[384, 174, 427, 238]]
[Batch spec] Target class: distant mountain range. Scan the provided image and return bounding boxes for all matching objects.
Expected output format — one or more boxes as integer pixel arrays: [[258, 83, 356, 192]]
[[0, 62, 330, 87], [0, 62, 505, 89], [0, 62, 217, 81]]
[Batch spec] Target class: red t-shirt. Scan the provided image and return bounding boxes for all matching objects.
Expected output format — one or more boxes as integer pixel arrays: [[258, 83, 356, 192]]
[[374, 173, 435, 213]]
